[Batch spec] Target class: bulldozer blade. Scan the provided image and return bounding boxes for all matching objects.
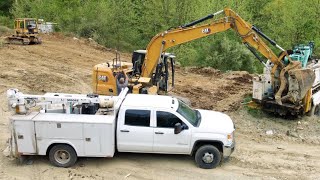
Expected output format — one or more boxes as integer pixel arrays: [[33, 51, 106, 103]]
[[285, 68, 315, 104]]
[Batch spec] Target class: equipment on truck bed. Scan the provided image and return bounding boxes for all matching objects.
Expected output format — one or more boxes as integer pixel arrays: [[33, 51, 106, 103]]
[[93, 8, 318, 116], [6, 18, 42, 45], [7, 89, 117, 115]]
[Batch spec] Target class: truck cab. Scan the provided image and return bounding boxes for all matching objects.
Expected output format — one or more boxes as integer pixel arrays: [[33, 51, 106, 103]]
[[116, 93, 235, 168]]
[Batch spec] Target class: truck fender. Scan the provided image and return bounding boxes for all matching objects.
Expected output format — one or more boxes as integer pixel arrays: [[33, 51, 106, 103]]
[[191, 140, 224, 156], [44, 140, 79, 156]]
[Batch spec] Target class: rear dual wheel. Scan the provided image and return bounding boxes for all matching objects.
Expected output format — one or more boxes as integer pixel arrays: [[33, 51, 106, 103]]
[[49, 144, 77, 167]]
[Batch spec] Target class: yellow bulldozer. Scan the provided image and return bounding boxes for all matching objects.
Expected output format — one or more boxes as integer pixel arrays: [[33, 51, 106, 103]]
[[6, 18, 42, 45]]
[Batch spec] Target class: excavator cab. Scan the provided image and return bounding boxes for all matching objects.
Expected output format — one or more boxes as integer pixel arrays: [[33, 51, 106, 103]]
[[132, 50, 175, 92], [14, 18, 39, 35], [93, 50, 175, 95]]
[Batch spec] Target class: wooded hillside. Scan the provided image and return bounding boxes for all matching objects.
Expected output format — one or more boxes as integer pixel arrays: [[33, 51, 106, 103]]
[[1, 0, 319, 73]]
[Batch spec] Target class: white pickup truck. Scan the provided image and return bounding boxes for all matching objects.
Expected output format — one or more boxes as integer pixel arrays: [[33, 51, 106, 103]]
[[7, 88, 235, 169]]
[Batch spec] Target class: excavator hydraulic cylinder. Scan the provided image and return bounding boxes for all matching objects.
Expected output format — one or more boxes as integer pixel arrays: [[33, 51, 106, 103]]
[[252, 25, 285, 51], [181, 14, 214, 28]]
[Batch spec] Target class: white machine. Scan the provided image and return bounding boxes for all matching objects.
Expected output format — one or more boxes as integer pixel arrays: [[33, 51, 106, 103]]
[[253, 60, 320, 116]]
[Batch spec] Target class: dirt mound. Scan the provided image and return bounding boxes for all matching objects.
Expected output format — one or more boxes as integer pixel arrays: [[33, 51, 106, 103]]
[[184, 66, 222, 76], [170, 69, 252, 112]]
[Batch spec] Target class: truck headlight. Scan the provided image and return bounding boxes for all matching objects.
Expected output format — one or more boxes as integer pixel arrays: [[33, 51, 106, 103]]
[[226, 132, 234, 145]]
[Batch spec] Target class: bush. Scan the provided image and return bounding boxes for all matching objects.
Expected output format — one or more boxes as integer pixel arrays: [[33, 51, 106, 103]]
[[0, 38, 5, 47], [0, 15, 12, 28], [0, 25, 12, 36]]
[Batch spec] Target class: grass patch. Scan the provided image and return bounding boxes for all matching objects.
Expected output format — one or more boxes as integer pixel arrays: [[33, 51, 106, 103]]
[[0, 26, 13, 36], [246, 106, 265, 118], [0, 38, 5, 48], [242, 94, 265, 118]]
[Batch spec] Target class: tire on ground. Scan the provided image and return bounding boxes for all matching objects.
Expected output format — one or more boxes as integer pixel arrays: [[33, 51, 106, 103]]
[[195, 145, 221, 169], [49, 144, 77, 168], [308, 104, 320, 116]]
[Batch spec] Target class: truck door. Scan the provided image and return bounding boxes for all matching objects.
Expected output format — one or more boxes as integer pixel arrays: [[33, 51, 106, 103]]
[[117, 109, 153, 152], [153, 111, 191, 154]]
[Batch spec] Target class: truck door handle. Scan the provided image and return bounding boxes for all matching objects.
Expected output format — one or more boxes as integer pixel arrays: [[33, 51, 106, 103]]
[[155, 132, 164, 134], [120, 130, 130, 132]]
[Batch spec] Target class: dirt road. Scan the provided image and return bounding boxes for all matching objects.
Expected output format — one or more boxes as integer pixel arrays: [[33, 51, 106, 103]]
[[0, 34, 319, 180]]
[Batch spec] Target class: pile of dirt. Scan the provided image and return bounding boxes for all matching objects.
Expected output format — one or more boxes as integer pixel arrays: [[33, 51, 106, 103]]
[[170, 69, 252, 112]]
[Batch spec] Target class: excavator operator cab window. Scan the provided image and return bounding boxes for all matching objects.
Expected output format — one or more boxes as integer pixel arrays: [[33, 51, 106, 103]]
[[132, 51, 146, 75], [19, 21, 24, 29], [26, 20, 37, 30]]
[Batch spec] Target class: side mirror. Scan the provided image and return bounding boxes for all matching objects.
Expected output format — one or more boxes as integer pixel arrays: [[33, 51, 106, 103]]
[[174, 123, 182, 134]]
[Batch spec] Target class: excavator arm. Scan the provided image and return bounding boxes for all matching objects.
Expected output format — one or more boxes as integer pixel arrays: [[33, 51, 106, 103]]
[[140, 8, 315, 107], [141, 8, 284, 77]]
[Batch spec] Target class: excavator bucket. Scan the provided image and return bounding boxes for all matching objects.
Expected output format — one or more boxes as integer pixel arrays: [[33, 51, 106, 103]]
[[285, 68, 315, 104]]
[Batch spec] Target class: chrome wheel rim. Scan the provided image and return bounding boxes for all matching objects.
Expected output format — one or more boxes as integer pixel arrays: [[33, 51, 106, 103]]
[[54, 150, 70, 164], [202, 152, 214, 164]]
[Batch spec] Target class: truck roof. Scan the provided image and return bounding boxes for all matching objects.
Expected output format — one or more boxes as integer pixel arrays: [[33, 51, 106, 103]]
[[122, 94, 178, 110]]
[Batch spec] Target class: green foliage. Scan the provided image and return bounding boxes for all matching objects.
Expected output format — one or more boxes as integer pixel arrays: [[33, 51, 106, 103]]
[[0, 39, 4, 47], [0, 0, 13, 16], [5, 0, 320, 72], [203, 36, 258, 73], [242, 95, 265, 118], [0, 15, 12, 28], [0, 25, 12, 36]]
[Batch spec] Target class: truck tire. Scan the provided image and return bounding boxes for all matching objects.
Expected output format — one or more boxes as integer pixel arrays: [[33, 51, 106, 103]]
[[308, 105, 320, 116], [49, 144, 77, 168], [195, 145, 221, 169], [314, 105, 320, 116]]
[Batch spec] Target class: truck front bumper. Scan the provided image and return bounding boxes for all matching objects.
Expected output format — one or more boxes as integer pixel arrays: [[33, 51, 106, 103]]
[[223, 141, 235, 158]]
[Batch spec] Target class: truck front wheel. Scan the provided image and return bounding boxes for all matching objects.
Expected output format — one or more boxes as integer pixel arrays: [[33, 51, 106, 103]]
[[195, 145, 221, 169], [49, 144, 77, 168]]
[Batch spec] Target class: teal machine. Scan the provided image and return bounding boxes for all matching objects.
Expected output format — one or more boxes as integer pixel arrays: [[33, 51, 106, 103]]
[[284, 42, 315, 68]]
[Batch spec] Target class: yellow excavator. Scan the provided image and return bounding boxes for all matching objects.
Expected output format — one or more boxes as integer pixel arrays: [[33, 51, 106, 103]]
[[93, 8, 316, 116], [6, 18, 42, 45]]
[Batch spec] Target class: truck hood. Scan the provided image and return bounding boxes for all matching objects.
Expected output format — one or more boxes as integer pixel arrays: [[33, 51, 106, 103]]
[[196, 110, 234, 134]]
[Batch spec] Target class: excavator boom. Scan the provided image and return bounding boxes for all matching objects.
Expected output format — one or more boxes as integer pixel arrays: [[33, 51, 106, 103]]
[[141, 8, 284, 77], [140, 8, 315, 107]]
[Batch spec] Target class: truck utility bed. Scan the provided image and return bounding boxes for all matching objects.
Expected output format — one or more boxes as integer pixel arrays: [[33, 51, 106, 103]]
[[11, 112, 116, 157]]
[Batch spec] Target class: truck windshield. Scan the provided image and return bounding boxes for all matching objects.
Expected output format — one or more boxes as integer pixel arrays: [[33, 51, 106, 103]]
[[177, 100, 201, 127]]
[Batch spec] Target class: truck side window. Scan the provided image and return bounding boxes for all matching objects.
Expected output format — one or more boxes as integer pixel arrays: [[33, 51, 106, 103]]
[[157, 111, 182, 128], [125, 109, 150, 127]]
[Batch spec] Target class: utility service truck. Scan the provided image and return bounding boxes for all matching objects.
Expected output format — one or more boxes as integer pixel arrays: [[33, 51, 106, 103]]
[[6, 88, 235, 169]]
